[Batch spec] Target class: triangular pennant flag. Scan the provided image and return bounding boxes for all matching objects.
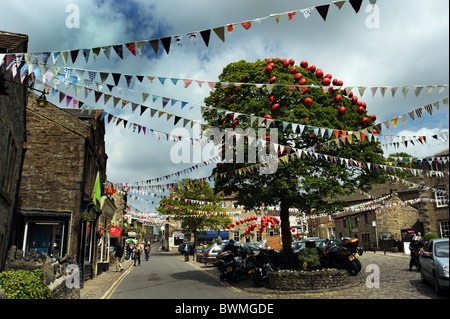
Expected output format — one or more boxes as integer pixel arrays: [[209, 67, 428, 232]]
[[424, 104, 433, 115], [70, 50, 80, 63], [415, 86, 424, 97], [240, 21, 252, 30], [391, 86, 399, 97], [125, 42, 136, 56], [213, 27, 225, 43], [142, 92, 150, 102], [136, 41, 146, 56], [271, 14, 280, 23], [83, 49, 90, 63], [112, 73, 121, 86], [391, 117, 398, 128], [415, 108, 423, 119], [102, 46, 111, 59], [149, 39, 159, 55], [332, 1, 346, 10], [316, 4, 330, 21], [200, 30, 211, 47], [426, 85, 435, 96], [161, 37, 171, 54], [113, 45, 123, 59], [300, 7, 314, 18], [61, 51, 69, 65], [140, 105, 148, 115], [92, 47, 101, 61], [402, 86, 410, 98], [287, 11, 297, 21], [349, 0, 363, 13], [370, 87, 378, 97]]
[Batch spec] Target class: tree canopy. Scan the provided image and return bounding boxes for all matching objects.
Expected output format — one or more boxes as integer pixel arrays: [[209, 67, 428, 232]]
[[203, 58, 387, 251], [156, 179, 231, 246]]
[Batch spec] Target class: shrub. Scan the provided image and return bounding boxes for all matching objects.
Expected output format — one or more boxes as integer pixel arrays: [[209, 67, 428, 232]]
[[297, 248, 321, 270], [0, 269, 52, 299], [423, 233, 439, 241]]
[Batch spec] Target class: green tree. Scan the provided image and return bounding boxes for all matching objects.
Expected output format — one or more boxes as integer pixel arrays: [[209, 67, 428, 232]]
[[203, 59, 386, 252], [386, 152, 415, 178], [156, 179, 231, 247]]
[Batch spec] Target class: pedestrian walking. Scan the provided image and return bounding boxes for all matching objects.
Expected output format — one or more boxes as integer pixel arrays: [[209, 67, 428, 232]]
[[134, 242, 142, 266], [184, 241, 190, 261], [115, 242, 125, 272], [126, 242, 133, 260], [144, 243, 151, 261]]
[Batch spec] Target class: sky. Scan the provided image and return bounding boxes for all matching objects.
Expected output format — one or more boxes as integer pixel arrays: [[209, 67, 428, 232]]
[[1, 0, 449, 214]]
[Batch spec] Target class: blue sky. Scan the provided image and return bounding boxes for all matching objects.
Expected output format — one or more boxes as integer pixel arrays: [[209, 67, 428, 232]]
[[1, 0, 448, 213]]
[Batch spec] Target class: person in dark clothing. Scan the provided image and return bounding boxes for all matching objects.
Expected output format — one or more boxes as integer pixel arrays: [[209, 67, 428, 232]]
[[409, 235, 423, 271], [115, 242, 125, 272], [224, 239, 238, 255]]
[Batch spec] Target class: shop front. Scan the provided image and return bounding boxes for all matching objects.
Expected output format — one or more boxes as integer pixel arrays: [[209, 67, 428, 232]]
[[96, 196, 116, 276], [13, 209, 72, 260]]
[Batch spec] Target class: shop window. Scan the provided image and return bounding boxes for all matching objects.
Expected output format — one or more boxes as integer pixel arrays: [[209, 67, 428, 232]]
[[26, 222, 64, 260]]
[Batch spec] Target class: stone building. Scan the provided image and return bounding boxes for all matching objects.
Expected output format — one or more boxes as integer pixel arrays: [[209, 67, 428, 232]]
[[332, 149, 449, 249], [9, 94, 107, 282], [0, 30, 28, 271]]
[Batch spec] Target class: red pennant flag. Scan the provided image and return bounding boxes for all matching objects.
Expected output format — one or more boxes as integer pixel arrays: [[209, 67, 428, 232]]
[[241, 21, 252, 30], [125, 42, 136, 56]]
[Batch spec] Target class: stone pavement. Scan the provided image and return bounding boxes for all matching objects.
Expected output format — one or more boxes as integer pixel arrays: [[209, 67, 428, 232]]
[[80, 259, 134, 299]]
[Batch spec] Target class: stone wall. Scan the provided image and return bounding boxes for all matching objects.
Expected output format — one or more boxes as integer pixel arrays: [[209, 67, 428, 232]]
[[268, 269, 357, 291], [0, 30, 28, 271], [4, 245, 80, 299]]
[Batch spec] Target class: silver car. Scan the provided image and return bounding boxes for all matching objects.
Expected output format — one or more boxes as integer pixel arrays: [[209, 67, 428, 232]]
[[419, 238, 449, 296], [202, 245, 225, 265]]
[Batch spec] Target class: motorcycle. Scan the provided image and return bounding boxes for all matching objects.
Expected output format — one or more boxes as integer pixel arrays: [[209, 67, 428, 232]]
[[245, 249, 275, 286], [409, 247, 421, 271], [322, 237, 363, 276], [216, 250, 245, 282]]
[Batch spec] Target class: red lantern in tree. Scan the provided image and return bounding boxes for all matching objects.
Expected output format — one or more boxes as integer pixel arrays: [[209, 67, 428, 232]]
[[370, 114, 377, 122], [315, 68, 324, 78], [289, 59, 295, 65], [303, 97, 313, 107], [362, 117, 370, 126], [298, 78, 307, 85], [289, 66, 297, 74], [300, 60, 308, 68], [309, 65, 316, 72], [264, 114, 272, 120], [358, 106, 365, 115], [294, 73, 303, 81], [269, 76, 277, 84], [271, 103, 280, 112], [265, 65, 273, 74], [266, 58, 273, 64], [352, 96, 358, 105], [322, 77, 331, 85], [338, 106, 346, 116], [335, 95, 342, 103]]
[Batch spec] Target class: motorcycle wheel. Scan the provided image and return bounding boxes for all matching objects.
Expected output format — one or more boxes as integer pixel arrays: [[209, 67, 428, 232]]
[[347, 260, 361, 276], [252, 270, 265, 287]]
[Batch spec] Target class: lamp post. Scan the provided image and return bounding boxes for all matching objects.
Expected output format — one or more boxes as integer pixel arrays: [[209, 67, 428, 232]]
[[2, 76, 48, 107]]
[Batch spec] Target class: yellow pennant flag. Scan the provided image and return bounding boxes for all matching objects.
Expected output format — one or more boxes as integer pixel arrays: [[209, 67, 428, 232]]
[[391, 117, 398, 128]]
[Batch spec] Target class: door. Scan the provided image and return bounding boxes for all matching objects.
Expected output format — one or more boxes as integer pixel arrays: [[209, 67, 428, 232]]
[[420, 240, 433, 281]]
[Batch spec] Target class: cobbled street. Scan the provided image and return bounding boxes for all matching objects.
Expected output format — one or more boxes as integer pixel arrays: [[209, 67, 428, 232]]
[[187, 252, 448, 299]]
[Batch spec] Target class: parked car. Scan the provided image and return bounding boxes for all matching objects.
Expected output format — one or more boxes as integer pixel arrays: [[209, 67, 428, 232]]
[[202, 245, 225, 265], [419, 238, 449, 296]]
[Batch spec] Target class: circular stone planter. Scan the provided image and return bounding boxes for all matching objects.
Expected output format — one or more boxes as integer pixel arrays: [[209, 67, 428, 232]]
[[267, 269, 355, 291]]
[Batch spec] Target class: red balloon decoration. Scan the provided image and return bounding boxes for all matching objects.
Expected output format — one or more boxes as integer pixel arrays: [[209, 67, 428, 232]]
[[300, 60, 308, 68], [322, 77, 331, 85], [303, 97, 313, 107], [289, 66, 297, 74], [335, 95, 342, 103], [271, 103, 281, 112], [358, 106, 365, 115], [362, 117, 370, 126], [338, 106, 346, 116], [370, 114, 377, 122], [294, 73, 303, 81], [265, 65, 273, 74], [264, 114, 272, 119], [269, 76, 277, 84]]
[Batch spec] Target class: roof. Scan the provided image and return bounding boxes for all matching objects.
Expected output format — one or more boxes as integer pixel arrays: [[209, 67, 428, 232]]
[[0, 30, 28, 53]]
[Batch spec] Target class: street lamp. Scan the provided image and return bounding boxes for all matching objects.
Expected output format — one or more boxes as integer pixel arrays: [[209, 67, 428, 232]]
[[37, 94, 47, 107]]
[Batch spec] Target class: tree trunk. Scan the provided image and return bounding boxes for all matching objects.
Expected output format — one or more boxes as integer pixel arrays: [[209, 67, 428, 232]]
[[280, 200, 292, 253]]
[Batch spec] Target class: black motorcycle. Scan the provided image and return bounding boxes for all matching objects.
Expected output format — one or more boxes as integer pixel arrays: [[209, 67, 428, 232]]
[[245, 249, 275, 286], [217, 250, 245, 282], [322, 238, 363, 276], [409, 247, 421, 271]]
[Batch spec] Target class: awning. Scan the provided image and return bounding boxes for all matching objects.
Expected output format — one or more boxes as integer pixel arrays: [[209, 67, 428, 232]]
[[197, 231, 229, 239]]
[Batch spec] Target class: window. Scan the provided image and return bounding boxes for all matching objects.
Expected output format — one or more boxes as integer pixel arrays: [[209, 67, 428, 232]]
[[440, 221, 449, 238], [435, 187, 448, 208], [1, 132, 17, 196], [233, 231, 239, 242]]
